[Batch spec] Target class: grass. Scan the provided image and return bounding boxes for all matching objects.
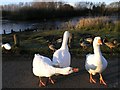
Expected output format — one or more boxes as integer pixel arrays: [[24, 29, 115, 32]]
[[2, 17, 120, 58]]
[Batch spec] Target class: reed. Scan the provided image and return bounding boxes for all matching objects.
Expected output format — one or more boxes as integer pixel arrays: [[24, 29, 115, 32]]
[[75, 17, 112, 29]]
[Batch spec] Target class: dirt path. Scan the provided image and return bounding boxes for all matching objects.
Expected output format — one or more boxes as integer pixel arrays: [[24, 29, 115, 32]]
[[2, 54, 119, 88]]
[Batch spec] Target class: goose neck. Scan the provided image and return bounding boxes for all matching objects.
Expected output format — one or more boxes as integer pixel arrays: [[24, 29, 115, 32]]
[[93, 45, 102, 56], [61, 35, 69, 49], [55, 68, 71, 75], [55, 68, 64, 74]]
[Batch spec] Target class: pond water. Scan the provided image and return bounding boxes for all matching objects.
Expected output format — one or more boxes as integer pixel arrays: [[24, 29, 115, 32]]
[[1, 17, 79, 34], [1, 16, 118, 34]]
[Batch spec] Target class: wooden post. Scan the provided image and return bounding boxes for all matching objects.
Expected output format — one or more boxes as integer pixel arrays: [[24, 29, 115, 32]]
[[19, 29, 21, 32], [35, 29, 37, 32], [49, 27, 52, 30], [13, 34, 20, 47], [11, 29, 13, 33], [3, 30, 6, 34], [57, 27, 59, 30]]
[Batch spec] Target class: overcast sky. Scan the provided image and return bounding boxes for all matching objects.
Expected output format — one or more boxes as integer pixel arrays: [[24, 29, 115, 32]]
[[0, 0, 119, 5]]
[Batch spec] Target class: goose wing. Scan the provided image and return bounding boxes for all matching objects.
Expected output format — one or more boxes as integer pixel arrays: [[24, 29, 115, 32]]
[[85, 54, 97, 71], [33, 54, 55, 77], [52, 49, 70, 67]]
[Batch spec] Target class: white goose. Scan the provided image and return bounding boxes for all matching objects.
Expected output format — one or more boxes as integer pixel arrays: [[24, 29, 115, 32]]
[[52, 31, 71, 68], [1, 43, 11, 50], [33, 54, 78, 87], [85, 37, 108, 86]]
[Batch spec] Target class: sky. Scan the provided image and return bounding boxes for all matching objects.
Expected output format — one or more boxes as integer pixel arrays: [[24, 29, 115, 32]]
[[0, 0, 119, 5]]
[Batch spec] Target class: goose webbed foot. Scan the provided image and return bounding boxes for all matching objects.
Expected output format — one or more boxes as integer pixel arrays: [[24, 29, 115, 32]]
[[39, 77, 46, 87], [49, 77, 55, 84], [89, 74, 96, 84], [99, 74, 107, 86]]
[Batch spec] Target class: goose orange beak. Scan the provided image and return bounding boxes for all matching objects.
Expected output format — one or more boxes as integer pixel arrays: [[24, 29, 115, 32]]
[[72, 68, 79, 72], [98, 39, 102, 45]]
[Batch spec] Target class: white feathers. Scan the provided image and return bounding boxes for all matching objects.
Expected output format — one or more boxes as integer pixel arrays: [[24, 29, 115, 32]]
[[32, 54, 74, 78], [52, 31, 71, 67], [1, 43, 11, 50], [85, 37, 108, 75]]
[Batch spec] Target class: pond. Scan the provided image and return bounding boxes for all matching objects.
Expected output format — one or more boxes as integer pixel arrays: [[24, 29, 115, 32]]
[[1, 16, 118, 34], [1, 17, 79, 34]]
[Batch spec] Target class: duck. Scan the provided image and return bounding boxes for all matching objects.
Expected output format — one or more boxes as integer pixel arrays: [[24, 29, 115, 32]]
[[103, 37, 116, 49], [84, 37, 93, 44], [52, 31, 71, 68], [32, 54, 78, 87], [48, 42, 56, 53], [103, 37, 119, 54], [85, 37, 108, 86], [1, 43, 11, 50], [56, 38, 62, 44], [112, 39, 120, 47], [79, 38, 90, 49]]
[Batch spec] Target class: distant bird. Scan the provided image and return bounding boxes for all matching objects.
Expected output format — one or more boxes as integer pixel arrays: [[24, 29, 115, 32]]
[[84, 37, 93, 44], [32, 54, 78, 87], [1, 43, 11, 50], [103, 37, 120, 48], [56, 38, 62, 44], [113, 39, 117, 44], [85, 37, 108, 86], [52, 31, 71, 68], [48, 42, 56, 53], [103, 37, 116, 49], [103, 37, 119, 54], [79, 38, 90, 49], [112, 39, 120, 47]]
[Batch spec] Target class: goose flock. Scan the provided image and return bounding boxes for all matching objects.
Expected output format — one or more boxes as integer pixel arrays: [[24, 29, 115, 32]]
[[32, 31, 79, 87], [2, 30, 119, 87], [31, 30, 117, 87]]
